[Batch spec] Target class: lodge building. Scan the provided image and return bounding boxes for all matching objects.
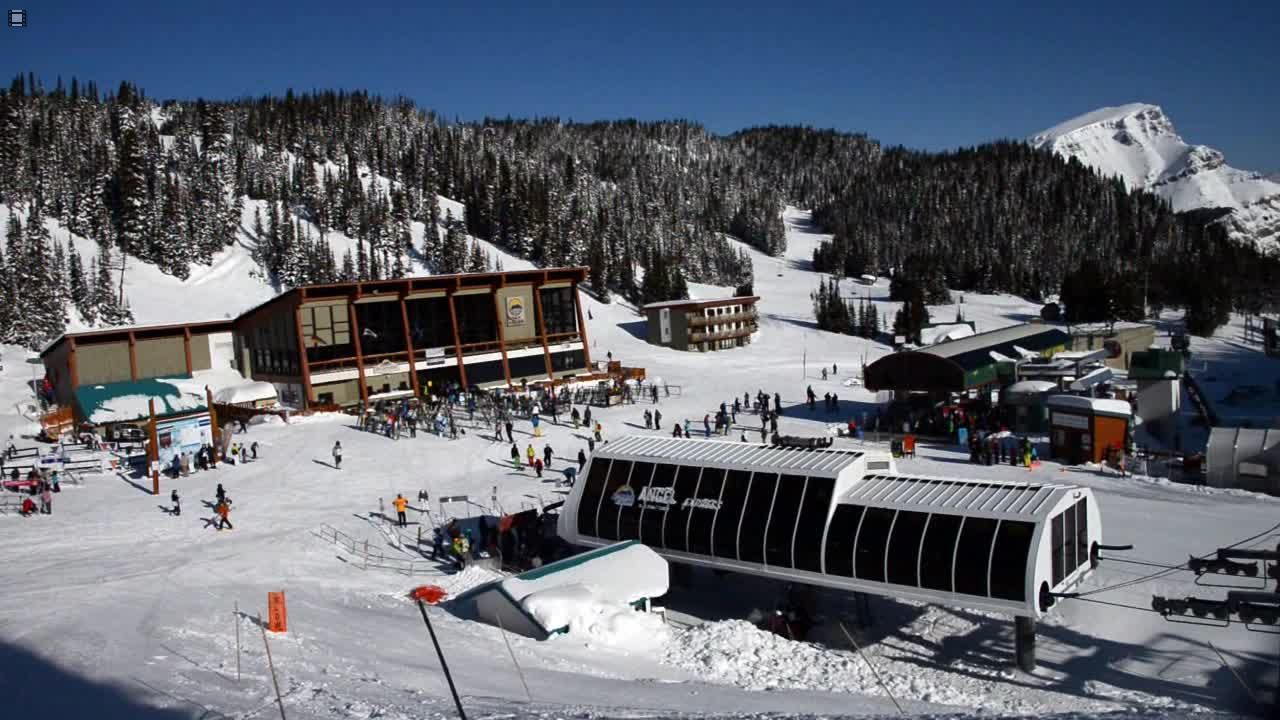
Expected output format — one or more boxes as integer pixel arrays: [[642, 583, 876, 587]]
[[40, 267, 592, 418], [641, 296, 760, 352]]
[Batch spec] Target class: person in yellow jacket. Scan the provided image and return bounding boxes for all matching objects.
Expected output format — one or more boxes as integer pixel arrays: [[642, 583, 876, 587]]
[[392, 494, 408, 527], [526, 443, 536, 468]]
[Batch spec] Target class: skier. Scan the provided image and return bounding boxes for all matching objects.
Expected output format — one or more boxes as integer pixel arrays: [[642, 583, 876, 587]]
[[543, 444, 553, 468], [644, 409, 653, 429], [822, 368, 828, 381], [170, 489, 181, 516], [215, 483, 226, 507], [571, 407, 581, 429], [833, 363, 838, 375], [673, 424, 683, 438], [583, 406, 593, 430], [505, 420, 514, 444], [577, 448, 587, 472], [774, 392, 782, 414], [534, 457, 544, 478], [593, 421, 603, 443], [654, 409, 662, 430], [526, 443, 536, 468], [215, 500, 232, 531], [431, 526, 444, 560], [510, 443, 522, 471], [703, 414, 711, 438], [251, 441, 259, 460], [332, 441, 343, 469], [40, 485, 52, 514], [531, 412, 541, 438], [684, 418, 692, 437], [393, 494, 408, 528]]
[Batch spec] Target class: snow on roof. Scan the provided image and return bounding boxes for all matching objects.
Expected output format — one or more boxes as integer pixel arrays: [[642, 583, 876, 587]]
[[1047, 394, 1132, 417], [1004, 380, 1058, 395], [501, 541, 668, 606], [919, 323, 974, 346], [76, 378, 207, 424], [212, 381, 278, 405]]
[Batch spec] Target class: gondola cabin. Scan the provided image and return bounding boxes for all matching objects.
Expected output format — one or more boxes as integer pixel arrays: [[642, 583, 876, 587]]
[[558, 436, 1102, 624]]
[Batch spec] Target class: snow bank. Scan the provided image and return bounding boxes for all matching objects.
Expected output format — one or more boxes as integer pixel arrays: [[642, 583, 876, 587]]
[[502, 542, 669, 606], [212, 381, 278, 406]]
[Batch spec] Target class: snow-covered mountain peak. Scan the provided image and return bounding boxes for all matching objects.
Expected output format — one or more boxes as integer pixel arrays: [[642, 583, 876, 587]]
[[1031, 104, 1280, 252]]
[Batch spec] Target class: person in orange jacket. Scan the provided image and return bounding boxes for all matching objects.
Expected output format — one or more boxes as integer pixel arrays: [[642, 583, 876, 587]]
[[215, 500, 233, 531], [392, 494, 409, 527]]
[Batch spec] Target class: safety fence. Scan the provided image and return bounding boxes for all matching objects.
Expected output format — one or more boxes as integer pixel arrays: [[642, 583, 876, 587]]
[[315, 523, 439, 576]]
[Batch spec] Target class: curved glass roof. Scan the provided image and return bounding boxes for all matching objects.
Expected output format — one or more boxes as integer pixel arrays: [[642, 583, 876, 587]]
[[842, 473, 1078, 523], [595, 436, 865, 477]]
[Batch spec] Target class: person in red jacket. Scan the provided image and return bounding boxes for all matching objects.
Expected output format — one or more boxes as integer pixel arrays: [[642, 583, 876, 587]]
[[215, 500, 233, 530]]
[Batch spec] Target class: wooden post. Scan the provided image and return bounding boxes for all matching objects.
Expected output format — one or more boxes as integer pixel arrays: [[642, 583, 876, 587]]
[[399, 294, 421, 398], [257, 612, 288, 720], [531, 279, 554, 381], [67, 336, 79, 391], [146, 398, 160, 495], [293, 302, 314, 409], [234, 601, 241, 682], [206, 386, 221, 463], [492, 284, 513, 389], [128, 331, 139, 381], [348, 299, 369, 404], [572, 281, 592, 368], [446, 288, 468, 390], [183, 326, 193, 375]]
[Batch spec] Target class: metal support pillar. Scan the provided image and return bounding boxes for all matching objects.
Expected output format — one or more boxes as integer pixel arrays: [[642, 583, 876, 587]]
[[1015, 616, 1036, 673]]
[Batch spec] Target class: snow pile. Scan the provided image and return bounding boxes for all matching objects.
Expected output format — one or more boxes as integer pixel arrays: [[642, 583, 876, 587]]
[[212, 380, 278, 406], [434, 565, 504, 599], [86, 387, 205, 424], [521, 583, 669, 651], [502, 542, 669, 607]]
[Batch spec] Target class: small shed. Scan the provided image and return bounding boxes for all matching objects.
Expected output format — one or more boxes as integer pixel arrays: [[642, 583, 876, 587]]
[[1047, 395, 1132, 465], [471, 540, 668, 639], [1206, 427, 1280, 495], [1002, 380, 1057, 433]]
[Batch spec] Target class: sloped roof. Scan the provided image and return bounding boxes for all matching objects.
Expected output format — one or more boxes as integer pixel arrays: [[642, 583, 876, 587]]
[[923, 324, 1071, 372], [842, 473, 1080, 523], [595, 435, 864, 477], [74, 377, 207, 424]]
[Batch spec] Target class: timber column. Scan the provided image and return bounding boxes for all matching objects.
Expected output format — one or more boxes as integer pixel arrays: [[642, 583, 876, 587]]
[[572, 281, 592, 368], [446, 287, 468, 390], [294, 300, 314, 408], [492, 283, 514, 389], [347, 299, 369, 404], [532, 278, 554, 380], [398, 294, 421, 398]]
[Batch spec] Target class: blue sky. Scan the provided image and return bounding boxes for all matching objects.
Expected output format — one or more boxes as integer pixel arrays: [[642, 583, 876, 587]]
[[3, 0, 1276, 168]]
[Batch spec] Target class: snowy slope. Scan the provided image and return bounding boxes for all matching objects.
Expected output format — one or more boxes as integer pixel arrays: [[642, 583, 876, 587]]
[[1030, 104, 1280, 251], [1, 206, 1276, 719]]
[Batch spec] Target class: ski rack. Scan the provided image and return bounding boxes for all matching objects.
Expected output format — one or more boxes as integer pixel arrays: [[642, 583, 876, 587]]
[[1152, 592, 1280, 629]]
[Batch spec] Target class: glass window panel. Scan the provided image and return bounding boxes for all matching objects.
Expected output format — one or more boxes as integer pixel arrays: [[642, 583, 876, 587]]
[[576, 459, 612, 537], [854, 508, 896, 583], [765, 474, 806, 568], [686, 468, 724, 556], [355, 301, 407, 356], [887, 510, 930, 587], [712, 470, 753, 560], [663, 465, 702, 552], [793, 477, 834, 573], [823, 504, 863, 577], [1064, 502, 1077, 574], [920, 513, 963, 592], [1075, 498, 1089, 572], [990, 520, 1035, 602], [738, 473, 778, 564], [408, 297, 454, 349], [454, 294, 498, 344], [954, 517, 999, 597], [1050, 513, 1065, 586], [596, 460, 633, 541], [621, 461, 658, 542]]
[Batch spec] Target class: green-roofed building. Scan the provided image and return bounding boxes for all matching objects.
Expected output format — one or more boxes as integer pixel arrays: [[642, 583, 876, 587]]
[[73, 377, 208, 427], [864, 323, 1071, 395]]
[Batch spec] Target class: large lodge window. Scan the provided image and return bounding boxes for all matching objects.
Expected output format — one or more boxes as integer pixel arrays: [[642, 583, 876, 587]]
[[539, 286, 577, 335], [712, 470, 752, 560], [355, 300, 407, 356], [407, 296, 454, 350], [454, 293, 498, 345], [251, 312, 300, 376], [301, 303, 352, 364]]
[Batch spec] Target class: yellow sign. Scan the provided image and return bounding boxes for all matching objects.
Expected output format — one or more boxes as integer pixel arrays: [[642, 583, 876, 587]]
[[505, 296, 527, 327]]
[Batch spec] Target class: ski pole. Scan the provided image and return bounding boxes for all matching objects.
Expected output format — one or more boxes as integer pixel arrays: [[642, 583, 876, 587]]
[[416, 599, 467, 720]]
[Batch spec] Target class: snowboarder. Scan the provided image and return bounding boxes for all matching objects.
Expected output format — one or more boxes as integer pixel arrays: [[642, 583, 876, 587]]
[[332, 441, 343, 469], [654, 409, 662, 430], [170, 489, 181, 516], [577, 448, 587, 472], [543, 444, 553, 468], [510, 443, 522, 471], [393, 494, 408, 527], [215, 500, 232, 530]]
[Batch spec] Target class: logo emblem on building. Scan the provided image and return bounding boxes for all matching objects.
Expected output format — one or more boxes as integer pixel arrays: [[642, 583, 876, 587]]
[[506, 296, 526, 327], [610, 484, 635, 507]]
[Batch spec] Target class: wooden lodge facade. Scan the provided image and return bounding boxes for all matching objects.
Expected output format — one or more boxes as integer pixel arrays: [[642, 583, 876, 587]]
[[41, 267, 593, 416]]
